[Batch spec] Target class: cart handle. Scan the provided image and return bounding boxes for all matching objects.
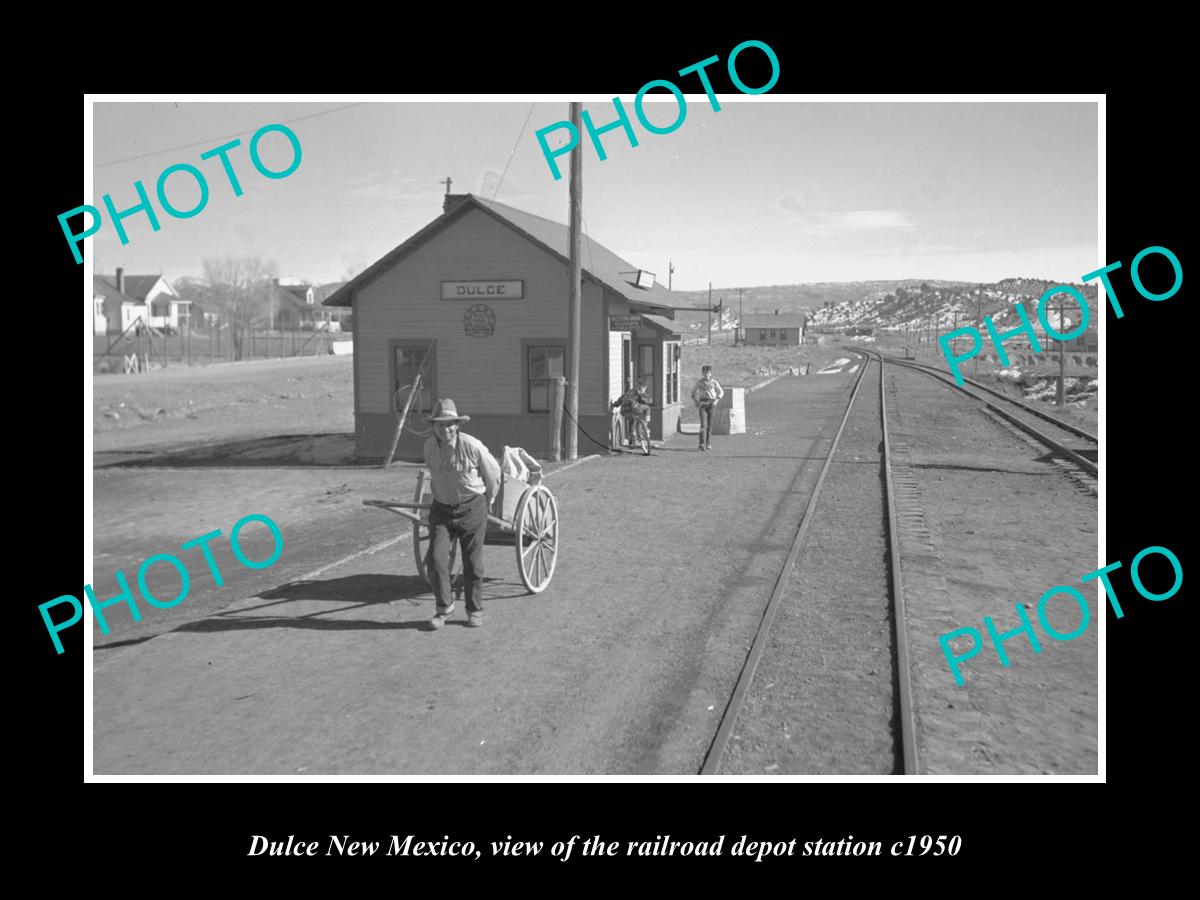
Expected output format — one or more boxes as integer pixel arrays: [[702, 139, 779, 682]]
[[364, 499, 507, 530]]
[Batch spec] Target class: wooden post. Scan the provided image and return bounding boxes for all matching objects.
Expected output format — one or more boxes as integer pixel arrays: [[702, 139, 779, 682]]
[[382, 372, 422, 468], [1051, 295, 1067, 406], [737, 289, 743, 346], [975, 284, 982, 376], [566, 101, 582, 461], [550, 376, 566, 461], [707, 282, 712, 345], [1058, 329, 1066, 406]]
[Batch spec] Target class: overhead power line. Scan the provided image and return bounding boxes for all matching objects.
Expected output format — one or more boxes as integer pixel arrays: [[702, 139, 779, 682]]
[[492, 102, 537, 201], [95, 103, 367, 169]]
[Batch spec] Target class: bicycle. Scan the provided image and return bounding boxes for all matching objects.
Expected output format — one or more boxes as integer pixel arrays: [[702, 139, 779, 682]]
[[610, 391, 653, 457], [629, 413, 651, 456]]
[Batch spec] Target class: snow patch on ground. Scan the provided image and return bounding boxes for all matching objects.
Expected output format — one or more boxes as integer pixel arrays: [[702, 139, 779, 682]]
[[817, 357, 853, 375]]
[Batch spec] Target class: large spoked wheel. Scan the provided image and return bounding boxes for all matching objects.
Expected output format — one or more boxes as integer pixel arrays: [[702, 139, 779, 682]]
[[412, 470, 458, 586], [514, 483, 559, 594], [633, 417, 651, 456]]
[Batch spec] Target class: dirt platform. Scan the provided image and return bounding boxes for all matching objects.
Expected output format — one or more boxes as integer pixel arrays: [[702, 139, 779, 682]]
[[91, 372, 857, 774]]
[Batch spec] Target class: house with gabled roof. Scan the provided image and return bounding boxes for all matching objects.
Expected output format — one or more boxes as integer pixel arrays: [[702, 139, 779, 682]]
[[324, 193, 683, 459], [93, 269, 146, 335], [93, 269, 190, 334], [740, 312, 807, 345], [267, 280, 349, 331]]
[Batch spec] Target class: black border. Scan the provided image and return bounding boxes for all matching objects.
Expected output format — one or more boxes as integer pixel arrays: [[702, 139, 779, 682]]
[[28, 24, 1189, 880]]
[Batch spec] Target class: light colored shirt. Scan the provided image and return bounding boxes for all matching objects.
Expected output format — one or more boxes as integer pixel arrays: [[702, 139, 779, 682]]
[[692, 376, 724, 404], [423, 432, 501, 506]]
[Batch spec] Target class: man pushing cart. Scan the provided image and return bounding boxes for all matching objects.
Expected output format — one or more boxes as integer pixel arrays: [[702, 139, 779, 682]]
[[364, 398, 560, 629]]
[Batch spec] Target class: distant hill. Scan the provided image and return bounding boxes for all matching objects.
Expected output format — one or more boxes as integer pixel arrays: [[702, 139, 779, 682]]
[[660, 278, 1095, 339], [808, 278, 1098, 337], [665, 281, 948, 316]]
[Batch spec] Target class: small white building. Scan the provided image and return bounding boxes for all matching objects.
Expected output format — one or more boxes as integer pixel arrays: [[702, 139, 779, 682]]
[[93, 271, 145, 335], [740, 312, 807, 346], [94, 269, 190, 333]]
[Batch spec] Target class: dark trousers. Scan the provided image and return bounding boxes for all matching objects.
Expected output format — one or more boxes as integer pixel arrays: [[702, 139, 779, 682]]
[[426, 493, 488, 614], [698, 401, 716, 446]]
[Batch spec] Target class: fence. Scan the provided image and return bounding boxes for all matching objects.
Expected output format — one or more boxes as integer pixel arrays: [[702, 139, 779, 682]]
[[93, 326, 343, 374]]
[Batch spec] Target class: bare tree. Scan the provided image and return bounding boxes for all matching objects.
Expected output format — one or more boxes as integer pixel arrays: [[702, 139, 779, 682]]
[[342, 261, 370, 281], [201, 255, 278, 360], [172, 276, 215, 331]]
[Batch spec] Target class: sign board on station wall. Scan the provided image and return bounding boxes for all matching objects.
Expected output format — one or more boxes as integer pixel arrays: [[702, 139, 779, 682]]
[[441, 281, 523, 300]]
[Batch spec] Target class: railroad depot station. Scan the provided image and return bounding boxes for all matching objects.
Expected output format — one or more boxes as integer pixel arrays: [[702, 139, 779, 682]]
[[326, 193, 684, 459]]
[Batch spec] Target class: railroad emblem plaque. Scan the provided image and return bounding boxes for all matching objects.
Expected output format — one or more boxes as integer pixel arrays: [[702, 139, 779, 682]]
[[463, 303, 496, 338]]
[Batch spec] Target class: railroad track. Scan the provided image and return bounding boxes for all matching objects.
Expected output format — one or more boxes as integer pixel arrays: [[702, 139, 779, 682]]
[[699, 347, 1097, 776], [700, 350, 918, 775], [881, 355, 1097, 477]]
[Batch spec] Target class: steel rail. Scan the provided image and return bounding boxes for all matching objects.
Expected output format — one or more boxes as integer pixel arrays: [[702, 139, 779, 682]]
[[699, 351, 873, 775], [891, 357, 1097, 443], [884, 357, 1098, 477], [871, 350, 919, 774]]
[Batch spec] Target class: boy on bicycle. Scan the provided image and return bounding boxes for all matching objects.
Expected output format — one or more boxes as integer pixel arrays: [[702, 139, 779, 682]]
[[611, 377, 654, 448]]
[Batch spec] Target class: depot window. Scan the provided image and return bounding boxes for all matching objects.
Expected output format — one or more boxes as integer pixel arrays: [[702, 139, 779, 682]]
[[528, 345, 565, 413], [392, 342, 435, 415], [638, 345, 654, 381]]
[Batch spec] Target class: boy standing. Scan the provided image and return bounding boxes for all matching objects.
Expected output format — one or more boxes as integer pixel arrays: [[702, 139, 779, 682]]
[[691, 365, 724, 451]]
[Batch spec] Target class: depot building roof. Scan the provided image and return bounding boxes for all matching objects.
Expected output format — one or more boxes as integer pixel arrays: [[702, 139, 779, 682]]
[[325, 194, 674, 317]]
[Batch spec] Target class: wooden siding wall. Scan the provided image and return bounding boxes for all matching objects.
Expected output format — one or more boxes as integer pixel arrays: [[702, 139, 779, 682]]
[[608, 330, 625, 404], [356, 208, 607, 417]]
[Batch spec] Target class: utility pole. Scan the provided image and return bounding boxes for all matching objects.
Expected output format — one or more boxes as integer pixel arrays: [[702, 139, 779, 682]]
[[566, 102, 582, 460], [668, 260, 674, 293], [440, 176, 453, 195], [1050, 294, 1069, 406], [707, 282, 712, 345], [974, 284, 982, 377], [738, 288, 743, 346]]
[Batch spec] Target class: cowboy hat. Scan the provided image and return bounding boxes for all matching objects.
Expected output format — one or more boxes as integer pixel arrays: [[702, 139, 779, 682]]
[[427, 398, 471, 423]]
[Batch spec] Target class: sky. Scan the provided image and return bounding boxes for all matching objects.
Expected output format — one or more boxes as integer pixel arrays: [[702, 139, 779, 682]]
[[90, 99, 1098, 291]]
